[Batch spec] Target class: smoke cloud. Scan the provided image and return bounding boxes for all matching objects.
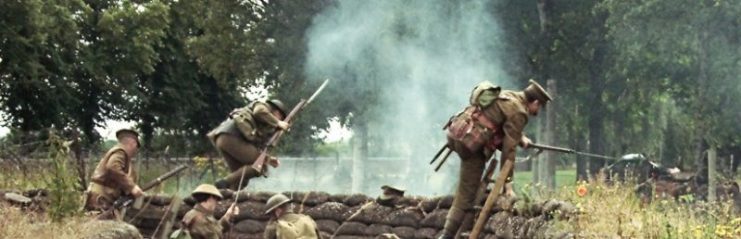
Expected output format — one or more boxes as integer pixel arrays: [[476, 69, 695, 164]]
[[257, 0, 513, 196]]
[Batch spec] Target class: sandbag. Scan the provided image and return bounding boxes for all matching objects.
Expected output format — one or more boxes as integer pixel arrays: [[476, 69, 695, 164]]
[[364, 224, 392, 236], [233, 219, 266, 234], [436, 196, 454, 209], [414, 227, 439, 239], [419, 209, 447, 229], [382, 208, 423, 228], [391, 226, 416, 239], [316, 219, 340, 234], [344, 194, 372, 207], [231, 201, 270, 221], [304, 202, 350, 221], [335, 222, 368, 236], [348, 204, 393, 225], [418, 197, 440, 213], [284, 191, 331, 207]]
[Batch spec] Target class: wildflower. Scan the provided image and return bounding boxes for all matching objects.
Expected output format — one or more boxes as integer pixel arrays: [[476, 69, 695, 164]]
[[577, 185, 588, 197]]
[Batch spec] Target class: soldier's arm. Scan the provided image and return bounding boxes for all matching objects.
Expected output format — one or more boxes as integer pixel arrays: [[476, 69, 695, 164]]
[[105, 151, 137, 193], [252, 102, 282, 128], [500, 112, 528, 169]]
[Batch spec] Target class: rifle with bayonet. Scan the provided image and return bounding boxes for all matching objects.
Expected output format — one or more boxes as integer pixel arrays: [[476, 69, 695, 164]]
[[528, 143, 616, 160], [111, 164, 189, 210], [250, 79, 330, 175]]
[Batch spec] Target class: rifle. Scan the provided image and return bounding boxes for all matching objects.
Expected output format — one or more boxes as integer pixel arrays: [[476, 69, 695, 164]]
[[250, 79, 330, 175], [111, 164, 189, 209], [528, 143, 617, 160]]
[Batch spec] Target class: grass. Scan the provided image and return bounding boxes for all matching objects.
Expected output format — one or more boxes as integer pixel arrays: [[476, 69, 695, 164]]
[[535, 181, 741, 238], [0, 203, 89, 238], [2, 162, 739, 238], [514, 169, 577, 190]]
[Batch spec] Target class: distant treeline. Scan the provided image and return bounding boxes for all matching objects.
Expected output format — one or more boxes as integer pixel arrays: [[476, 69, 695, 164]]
[[0, 0, 739, 180]]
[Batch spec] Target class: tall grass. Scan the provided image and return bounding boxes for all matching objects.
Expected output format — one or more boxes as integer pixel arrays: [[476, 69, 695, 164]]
[[534, 180, 740, 238]]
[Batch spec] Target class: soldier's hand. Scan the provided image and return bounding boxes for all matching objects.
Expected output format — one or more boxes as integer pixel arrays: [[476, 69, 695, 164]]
[[277, 121, 290, 130], [268, 156, 281, 168], [130, 185, 144, 198], [520, 136, 532, 149], [225, 203, 239, 219]]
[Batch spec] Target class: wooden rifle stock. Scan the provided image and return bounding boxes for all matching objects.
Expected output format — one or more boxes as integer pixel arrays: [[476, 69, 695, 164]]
[[112, 164, 189, 209]]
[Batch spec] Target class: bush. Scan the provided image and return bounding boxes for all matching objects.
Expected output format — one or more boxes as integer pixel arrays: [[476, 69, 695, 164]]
[[46, 131, 81, 221]]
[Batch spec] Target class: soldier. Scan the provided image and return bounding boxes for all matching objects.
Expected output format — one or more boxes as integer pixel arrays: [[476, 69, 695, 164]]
[[376, 185, 405, 207], [83, 129, 145, 220], [263, 193, 322, 239], [177, 184, 239, 239], [439, 80, 552, 238], [208, 99, 290, 190]]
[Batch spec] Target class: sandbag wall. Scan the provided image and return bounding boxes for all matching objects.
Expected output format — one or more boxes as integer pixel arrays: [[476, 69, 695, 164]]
[[124, 190, 575, 239]]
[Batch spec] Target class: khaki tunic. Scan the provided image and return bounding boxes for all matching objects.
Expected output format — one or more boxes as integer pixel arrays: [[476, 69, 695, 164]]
[[181, 204, 231, 239], [208, 102, 284, 190], [264, 213, 321, 239], [443, 90, 529, 234], [85, 145, 138, 219]]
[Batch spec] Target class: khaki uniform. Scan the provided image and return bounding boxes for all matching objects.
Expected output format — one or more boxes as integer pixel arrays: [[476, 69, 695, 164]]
[[208, 102, 282, 189], [181, 204, 231, 239], [264, 213, 321, 239], [84, 145, 138, 220], [443, 90, 529, 235]]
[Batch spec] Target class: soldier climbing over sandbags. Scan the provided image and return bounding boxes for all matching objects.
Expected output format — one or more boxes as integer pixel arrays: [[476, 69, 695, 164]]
[[83, 128, 145, 220], [263, 193, 322, 239], [207, 99, 290, 190], [171, 184, 239, 239], [438, 80, 552, 239]]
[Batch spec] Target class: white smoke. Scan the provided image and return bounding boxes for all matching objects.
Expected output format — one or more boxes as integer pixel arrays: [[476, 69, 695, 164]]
[[301, 0, 512, 196]]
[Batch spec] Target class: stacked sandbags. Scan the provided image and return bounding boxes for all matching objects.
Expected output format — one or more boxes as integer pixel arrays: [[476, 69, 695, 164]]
[[124, 191, 575, 239]]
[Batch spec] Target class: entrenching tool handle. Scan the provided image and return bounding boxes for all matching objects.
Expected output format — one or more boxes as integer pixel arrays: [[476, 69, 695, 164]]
[[430, 144, 448, 165], [434, 149, 453, 172], [469, 158, 515, 239]]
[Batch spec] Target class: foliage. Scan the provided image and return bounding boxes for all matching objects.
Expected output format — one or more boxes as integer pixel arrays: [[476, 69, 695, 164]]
[[45, 131, 81, 221], [0, 0, 739, 175]]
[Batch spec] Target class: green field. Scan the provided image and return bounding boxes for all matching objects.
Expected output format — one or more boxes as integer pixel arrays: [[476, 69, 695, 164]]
[[513, 169, 577, 192]]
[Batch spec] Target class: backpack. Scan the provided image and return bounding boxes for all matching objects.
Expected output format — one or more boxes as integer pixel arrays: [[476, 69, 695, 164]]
[[229, 102, 261, 142], [445, 81, 502, 152], [469, 81, 501, 108]]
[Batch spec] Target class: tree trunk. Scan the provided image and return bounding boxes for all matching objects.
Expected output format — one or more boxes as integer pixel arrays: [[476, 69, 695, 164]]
[[351, 123, 368, 193], [543, 80, 557, 189]]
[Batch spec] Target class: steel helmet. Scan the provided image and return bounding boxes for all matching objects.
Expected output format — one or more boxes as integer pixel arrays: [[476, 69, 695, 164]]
[[267, 99, 288, 118], [191, 184, 223, 200], [264, 193, 292, 215]]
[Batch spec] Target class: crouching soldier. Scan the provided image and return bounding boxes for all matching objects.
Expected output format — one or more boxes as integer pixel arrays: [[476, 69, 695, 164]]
[[83, 129, 145, 220], [263, 193, 321, 239], [176, 184, 239, 239], [207, 99, 290, 190]]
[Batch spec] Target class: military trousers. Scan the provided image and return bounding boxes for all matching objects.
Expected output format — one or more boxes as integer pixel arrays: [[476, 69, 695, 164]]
[[442, 138, 516, 236], [215, 134, 262, 190], [442, 138, 487, 235]]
